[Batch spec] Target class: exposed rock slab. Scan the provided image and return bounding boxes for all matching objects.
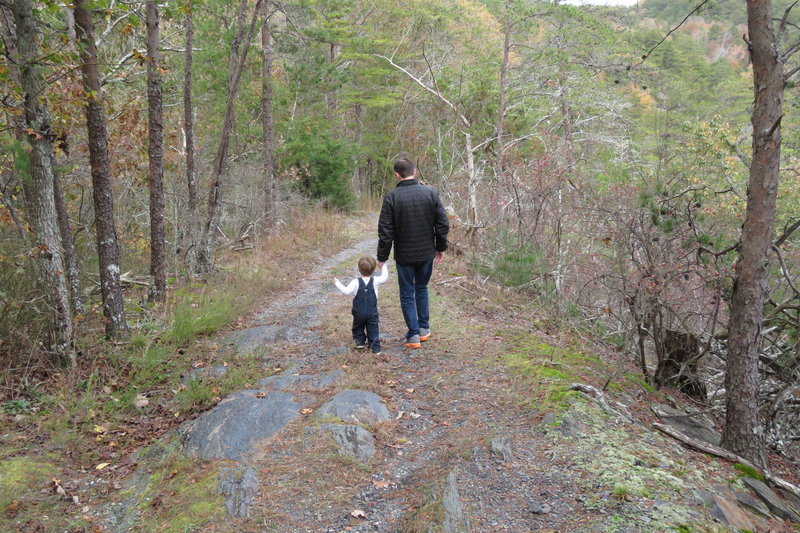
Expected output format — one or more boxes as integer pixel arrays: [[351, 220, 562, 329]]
[[695, 489, 766, 531], [652, 404, 721, 446], [223, 325, 298, 354], [744, 477, 800, 522], [442, 468, 471, 533], [181, 390, 302, 460], [258, 370, 344, 393], [315, 389, 391, 425], [321, 423, 376, 460], [181, 364, 228, 385], [218, 466, 260, 519]]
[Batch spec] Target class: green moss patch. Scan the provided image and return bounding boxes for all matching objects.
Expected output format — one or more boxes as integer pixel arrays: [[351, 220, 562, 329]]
[[129, 456, 227, 533], [0, 456, 59, 530], [551, 399, 721, 531]]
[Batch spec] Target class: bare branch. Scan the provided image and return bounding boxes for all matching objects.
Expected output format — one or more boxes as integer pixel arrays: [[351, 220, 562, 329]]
[[782, 40, 800, 62], [632, 0, 712, 69], [779, 1, 799, 37], [96, 12, 131, 47], [375, 54, 469, 129], [775, 218, 800, 247], [784, 62, 800, 82], [772, 245, 800, 297]]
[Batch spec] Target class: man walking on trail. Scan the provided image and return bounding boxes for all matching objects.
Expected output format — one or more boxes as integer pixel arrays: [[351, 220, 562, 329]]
[[377, 156, 449, 349]]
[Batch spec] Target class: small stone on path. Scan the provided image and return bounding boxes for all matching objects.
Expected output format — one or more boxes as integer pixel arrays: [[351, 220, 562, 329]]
[[315, 390, 391, 425]]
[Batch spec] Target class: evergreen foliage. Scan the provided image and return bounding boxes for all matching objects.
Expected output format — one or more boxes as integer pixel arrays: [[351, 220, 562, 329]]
[[279, 123, 356, 209]]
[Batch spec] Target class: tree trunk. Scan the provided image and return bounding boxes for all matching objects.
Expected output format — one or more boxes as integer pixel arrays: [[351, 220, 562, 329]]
[[722, 0, 783, 469], [183, 0, 198, 273], [326, 42, 338, 120], [196, 0, 264, 272], [146, 0, 166, 302], [53, 160, 84, 316], [494, 8, 511, 181], [73, 0, 128, 339], [10, 0, 74, 364], [0, 7, 27, 242], [261, 3, 277, 228]]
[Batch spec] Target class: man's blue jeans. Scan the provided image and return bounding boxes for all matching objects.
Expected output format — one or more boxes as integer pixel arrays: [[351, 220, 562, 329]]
[[396, 259, 434, 339]]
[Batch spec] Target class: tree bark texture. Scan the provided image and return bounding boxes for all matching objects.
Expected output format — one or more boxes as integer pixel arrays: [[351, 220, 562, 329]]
[[10, 0, 74, 364], [73, 0, 128, 338], [261, 4, 277, 227], [197, 0, 264, 272], [722, 0, 784, 469], [0, 6, 28, 243], [52, 160, 84, 316], [494, 8, 511, 181], [146, 0, 166, 302], [183, 0, 198, 273]]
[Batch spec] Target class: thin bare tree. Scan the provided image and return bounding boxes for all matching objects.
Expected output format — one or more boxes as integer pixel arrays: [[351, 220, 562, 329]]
[[196, 0, 265, 272], [146, 0, 166, 302], [183, 0, 199, 273], [262, 2, 277, 228], [73, 0, 128, 338]]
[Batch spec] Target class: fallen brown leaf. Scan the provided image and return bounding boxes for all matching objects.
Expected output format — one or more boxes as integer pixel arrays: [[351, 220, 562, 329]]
[[372, 480, 389, 489], [5, 500, 20, 519]]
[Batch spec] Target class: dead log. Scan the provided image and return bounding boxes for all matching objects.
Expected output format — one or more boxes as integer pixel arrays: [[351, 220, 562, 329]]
[[653, 422, 800, 499]]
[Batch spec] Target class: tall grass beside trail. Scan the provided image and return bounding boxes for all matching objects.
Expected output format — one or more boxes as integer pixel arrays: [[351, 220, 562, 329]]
[[2, 207, 354, 461]]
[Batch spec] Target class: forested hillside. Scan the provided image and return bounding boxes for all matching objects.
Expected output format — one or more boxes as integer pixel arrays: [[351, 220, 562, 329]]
[[1, 0, 800, 530]]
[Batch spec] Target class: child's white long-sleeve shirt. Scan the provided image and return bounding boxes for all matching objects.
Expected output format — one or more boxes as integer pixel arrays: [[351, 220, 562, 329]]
[[335, 264, 389, 298]]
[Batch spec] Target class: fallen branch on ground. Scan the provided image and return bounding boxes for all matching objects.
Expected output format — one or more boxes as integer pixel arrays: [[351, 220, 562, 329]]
[[570, 383, 635, 423], [653, 422, 800, 499]]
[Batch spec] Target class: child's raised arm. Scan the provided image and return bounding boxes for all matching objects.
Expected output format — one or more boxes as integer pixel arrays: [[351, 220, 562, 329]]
[[334, 277, 357, 296]]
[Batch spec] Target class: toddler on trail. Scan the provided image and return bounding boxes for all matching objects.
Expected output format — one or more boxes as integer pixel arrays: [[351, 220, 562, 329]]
[[334, 256, 389, 354]]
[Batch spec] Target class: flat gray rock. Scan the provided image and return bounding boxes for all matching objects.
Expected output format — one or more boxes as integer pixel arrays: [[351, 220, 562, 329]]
[[744, 477, 800, 522], [315, 389, 391, 425], [181, 390, 302, 460], [181, 364, 228, 385], [223, 325, 298, 354], [695, 489, 765, 531], [734, 489, 771, 517], [257, 370, 344, 393], [490, 436, 513, 462], [218, 466, 259, 519], [558, 414, 586, 439], [321, 423, 376, 460], [652, 404, 721, 446], [442, 469, 471, 533]]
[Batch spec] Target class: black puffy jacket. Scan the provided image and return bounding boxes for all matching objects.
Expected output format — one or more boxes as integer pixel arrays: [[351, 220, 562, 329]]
[[377, 179, 449, 265]]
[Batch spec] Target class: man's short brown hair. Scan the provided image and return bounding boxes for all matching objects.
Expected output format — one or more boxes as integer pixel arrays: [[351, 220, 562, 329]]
[[393, 156, 415, 178], [358, 256, 377, 277]]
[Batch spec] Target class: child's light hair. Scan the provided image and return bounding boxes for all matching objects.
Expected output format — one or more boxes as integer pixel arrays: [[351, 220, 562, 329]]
[[358, 256, 377, 277]]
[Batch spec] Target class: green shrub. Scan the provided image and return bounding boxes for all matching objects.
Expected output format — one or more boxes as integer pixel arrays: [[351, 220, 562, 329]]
[[477, 231, 551, 290], [279, 122, 355, 209]]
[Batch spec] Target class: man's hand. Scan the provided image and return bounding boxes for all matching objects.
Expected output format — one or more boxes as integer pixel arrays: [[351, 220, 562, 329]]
[[333, 278, 340, 285], [377, 261, 385, 268], [434, 251, 444, 264]]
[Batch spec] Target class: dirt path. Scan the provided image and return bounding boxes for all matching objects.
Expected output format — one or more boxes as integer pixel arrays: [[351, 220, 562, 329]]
[[221, 215, 612, 532]]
